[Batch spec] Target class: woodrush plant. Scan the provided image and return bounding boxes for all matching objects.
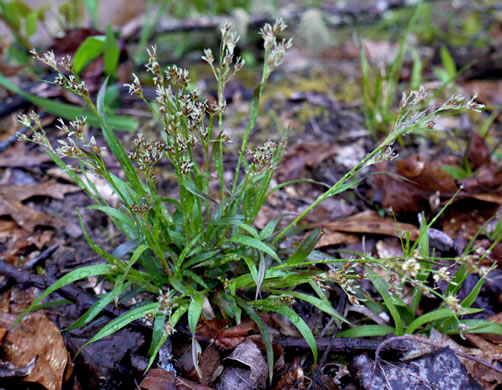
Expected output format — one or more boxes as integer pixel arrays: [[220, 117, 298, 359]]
[[337, 205, 502, 339], [15, 18, 487, 381]]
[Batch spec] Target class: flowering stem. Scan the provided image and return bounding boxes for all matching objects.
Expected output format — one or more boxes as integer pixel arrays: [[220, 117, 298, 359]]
[[273, 142, 385, 244], [231, 47, 271, 195]]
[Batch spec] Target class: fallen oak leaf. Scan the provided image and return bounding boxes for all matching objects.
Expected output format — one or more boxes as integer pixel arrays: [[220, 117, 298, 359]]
[[374, 155, 502, 213], [277, 141, 339, 182], [319, 210, 420, 241], [218, 338, 268, 390], [0, 180, 80, 202], [140, 368, 176, 390], [196, 318, 258, 350], [464, 334, 502, 390], [315, 231, 359, 248], [0, 198, 54, 232], [0, 180, 80, 231], [0, 312, 68, 390]]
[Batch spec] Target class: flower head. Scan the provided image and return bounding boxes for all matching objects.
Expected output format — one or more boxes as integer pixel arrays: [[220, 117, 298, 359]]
[[124, 74, 143, 96]]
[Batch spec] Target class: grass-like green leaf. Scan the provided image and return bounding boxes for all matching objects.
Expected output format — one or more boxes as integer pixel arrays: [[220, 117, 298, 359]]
[[114, 244, 149, 301], [405, 308, 454, 334], [65, 281, 132, 331], [182, 179, 215, 202], [78, 209, 121, 266], [74, 35, 105, 74], [442, 164, 468, 180], [176, 232, 203, 274], [228, 235, 280, 262], [440, 46, 456, 78], [444, 319, 502, 335], [256, 255, 266, 300], [461, 274, 487, 309], [147, 311, 166, 356], [337, 325, 395, 338], [236, 223, 260, 240], [228, 269, 289, 293], [87, 205, 138, 240], [145, 304, 188, 372], [83, 0, 99, 26], [286, 228, 322, 266], [369, 270, 403, 335], [78, 302, 160, 353], [286, 290, 351, 326], [181, 250, 221, 270], [15, 264, 114, 328], [25, 11, 37, 37], [188, 293, 205, 379], [104, 25, 120, 75], [239, 255, 258, 288], [97, 77, 143, 190], [261, 303, 317, 364], [183, 270, 209, 289], [237, 298, 274, 384], [188, 293, 205, 335], [259, 216, 282, 241], [0, 74, 136, 131]]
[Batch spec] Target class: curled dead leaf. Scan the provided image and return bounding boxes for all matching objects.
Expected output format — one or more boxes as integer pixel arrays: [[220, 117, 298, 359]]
[[0, 311, 68, 390]]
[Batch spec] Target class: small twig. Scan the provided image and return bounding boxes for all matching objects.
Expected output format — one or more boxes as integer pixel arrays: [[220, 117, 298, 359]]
[[23, 244, 59, 270], [273, 335, 382, 353]]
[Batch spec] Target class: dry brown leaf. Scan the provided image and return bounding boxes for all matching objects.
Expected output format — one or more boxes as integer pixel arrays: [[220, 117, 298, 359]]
[[316, 231, 359, 248], [0, 197, 54, 232], [196, 318, 258, 350], [0, 150, 52, 168], [442, 201, 498, 246], [140, 368, 177, 390], [431, 330, 502, 390], [1, 180, 80, 202], [277, 141, 339, 182], [319, 211, 420, 240], [458, 165, 502, 193], [376, 238, 404, 259], [197, 344, 222, 385], [176, 377, 214, 390], [0, 219, 54, 263], [374, 152, 502, 214], [219, 338, 268, 390], [467, 131, 491, 171], [140, 369, 215, 390], [0, 180, 79, 232], [470, 193, 502, 204], [396, 155, 459, 193], [0, 312, 68, 390], [462, 80, 502, 107], [272, 356, 305, 390]]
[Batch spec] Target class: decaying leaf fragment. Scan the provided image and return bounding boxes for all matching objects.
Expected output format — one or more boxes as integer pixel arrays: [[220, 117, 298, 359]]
[[0, 311, 68, 390], [217, 338, 268, 390]]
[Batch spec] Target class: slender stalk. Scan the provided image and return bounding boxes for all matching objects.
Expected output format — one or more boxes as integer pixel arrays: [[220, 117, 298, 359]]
[[205, 116, 214, 228], [231, 47, 272, 194], [273, 140, 389, 244]]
